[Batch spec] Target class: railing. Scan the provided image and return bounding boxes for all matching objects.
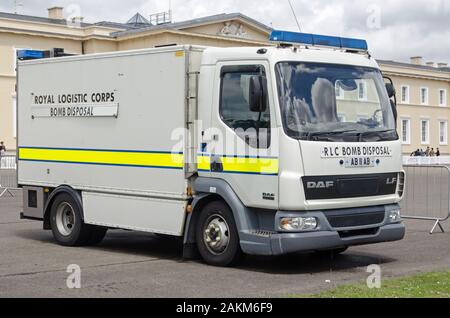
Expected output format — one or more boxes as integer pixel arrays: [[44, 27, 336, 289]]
[[401, 165, 450, 233], [403, 156, 450, 166], [0, 155, 18, 197]]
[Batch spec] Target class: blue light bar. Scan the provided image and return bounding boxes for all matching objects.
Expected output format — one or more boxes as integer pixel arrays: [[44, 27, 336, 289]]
[[17, 50, 46, 60], [270, 30, 368, 51]]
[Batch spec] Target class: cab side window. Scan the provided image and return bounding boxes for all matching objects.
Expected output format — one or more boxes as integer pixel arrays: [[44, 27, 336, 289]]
[[220, 65, 271, 148]]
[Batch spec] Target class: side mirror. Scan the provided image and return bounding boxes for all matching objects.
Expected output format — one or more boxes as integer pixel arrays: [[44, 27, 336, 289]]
[[385, 83, 396, 99], [390, 99, 398, 123], [249, 75, 268, 113]]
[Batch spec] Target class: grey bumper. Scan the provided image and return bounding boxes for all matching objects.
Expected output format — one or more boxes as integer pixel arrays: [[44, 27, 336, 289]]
[[269, 223, 405, 255], [239, 204, 406, 256]]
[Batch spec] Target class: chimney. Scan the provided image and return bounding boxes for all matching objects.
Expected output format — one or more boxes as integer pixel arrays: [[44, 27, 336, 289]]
[[426, 61, 435, 68], [48, 6, 64, 20], [438, 63, 448, 68], [410, 56, 423, 65]]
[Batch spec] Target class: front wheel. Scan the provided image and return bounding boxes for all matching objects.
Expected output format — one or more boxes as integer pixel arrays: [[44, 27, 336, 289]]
[[196, 201, 243, 267]]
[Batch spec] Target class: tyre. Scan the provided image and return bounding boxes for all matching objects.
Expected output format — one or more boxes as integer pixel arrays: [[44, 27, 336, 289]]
[[196, 201, 243, 267], [85, 227, 108, 246], [50, 193, 93, 246]]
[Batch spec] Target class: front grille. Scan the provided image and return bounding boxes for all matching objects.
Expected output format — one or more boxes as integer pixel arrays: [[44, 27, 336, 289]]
[[251, 230, 275, 237], [325, 211, 385, 228], [339, 228, 379, 238], [398, 172, 405, 197]]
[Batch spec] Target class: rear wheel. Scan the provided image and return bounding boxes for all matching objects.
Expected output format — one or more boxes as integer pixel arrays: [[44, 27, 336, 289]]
[[196, 201, 243, 267], [50, 193, 106, 246]]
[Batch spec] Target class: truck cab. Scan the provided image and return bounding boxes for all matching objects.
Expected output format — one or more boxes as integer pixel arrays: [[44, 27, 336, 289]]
[[189, 32, 405, 265]]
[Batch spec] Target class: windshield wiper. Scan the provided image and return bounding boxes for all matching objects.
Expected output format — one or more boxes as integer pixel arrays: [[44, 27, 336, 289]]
[[304, 130, 357, 141], [357, 129, 397, 141]]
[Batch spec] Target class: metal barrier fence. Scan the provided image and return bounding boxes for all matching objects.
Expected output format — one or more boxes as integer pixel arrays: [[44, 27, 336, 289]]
[[0, 155, 18, 198], [403, 156, 450, 166], [401, 165, 450, 234]]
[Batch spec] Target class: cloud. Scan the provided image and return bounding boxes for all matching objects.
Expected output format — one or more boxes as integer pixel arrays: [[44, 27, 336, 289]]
[[1, 0, 449, 63]]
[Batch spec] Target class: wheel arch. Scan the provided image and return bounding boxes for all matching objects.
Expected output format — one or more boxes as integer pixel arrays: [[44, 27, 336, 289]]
[[43, 185, 83, 230], [183, 178, 258, 256]]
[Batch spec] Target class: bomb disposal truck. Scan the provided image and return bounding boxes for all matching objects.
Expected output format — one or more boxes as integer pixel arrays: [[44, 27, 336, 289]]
[[17, 30, 405, 266]]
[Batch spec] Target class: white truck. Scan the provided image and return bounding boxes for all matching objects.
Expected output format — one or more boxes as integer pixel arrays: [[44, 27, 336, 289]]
[[17, 31, 405, 266]]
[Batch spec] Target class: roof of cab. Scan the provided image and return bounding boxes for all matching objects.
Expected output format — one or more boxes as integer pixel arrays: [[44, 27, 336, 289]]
[[201, 46, 379, 69]]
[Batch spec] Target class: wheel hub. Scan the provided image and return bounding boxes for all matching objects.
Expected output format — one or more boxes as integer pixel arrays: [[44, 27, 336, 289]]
[[56, 202, 76, 236], [203, 215, 230, 255]]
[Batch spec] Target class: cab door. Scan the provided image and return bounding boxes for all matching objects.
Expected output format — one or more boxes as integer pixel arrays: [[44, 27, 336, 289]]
[[207, 62, 279, 209]]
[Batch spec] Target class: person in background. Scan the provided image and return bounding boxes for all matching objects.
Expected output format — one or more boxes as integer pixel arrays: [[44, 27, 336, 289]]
[[411, 149, 420, 157], [0, 141, 5, 156], [430, 148, 436, 157], [436, 148, 441, 157], [425, 146, 431, 157]]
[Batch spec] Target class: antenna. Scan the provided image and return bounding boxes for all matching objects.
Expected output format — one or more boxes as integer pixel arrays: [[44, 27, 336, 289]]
[[287, 0, 302, 32], [14, 0, 23, 14]]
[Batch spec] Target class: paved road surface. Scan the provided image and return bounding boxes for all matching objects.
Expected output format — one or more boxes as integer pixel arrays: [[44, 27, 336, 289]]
[[0, 192, 449, 298]]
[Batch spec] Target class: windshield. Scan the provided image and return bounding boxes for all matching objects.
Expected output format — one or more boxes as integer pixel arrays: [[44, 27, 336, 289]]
[[275, 62, 398, 142]]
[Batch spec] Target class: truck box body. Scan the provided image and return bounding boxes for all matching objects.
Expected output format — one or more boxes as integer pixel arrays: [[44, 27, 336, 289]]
[[18, 46, 203, 235]]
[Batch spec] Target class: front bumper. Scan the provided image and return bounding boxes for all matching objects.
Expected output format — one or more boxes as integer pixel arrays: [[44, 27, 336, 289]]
[[269, 223, 405, 255], [239, 204, 406, 256]]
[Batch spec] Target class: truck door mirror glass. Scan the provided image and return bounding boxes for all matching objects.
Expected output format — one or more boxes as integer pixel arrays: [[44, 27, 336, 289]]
[[390, 99, 398, 122], [249, 75, 268, 113], [385, 83, 396, 98]]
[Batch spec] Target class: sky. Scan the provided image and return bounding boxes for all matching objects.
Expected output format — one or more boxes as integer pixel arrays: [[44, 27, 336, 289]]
[[1, 0, 449, 64]]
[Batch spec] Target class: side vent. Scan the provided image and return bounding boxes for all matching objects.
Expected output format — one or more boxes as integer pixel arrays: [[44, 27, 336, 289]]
[[28, 190, 38, 208]]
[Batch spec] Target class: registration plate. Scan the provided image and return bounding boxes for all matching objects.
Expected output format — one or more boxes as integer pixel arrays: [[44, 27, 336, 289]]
[[345, 157, 375, 168]]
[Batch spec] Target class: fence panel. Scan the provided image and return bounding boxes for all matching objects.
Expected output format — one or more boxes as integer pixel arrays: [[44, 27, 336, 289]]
[[0, 155, 18, 197], [401, 165, 450, 233]]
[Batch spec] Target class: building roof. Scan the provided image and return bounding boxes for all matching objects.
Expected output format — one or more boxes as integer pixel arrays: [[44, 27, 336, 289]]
[[378, 59, 450, 73], [0, 11, 91, 27], [126, 13, 151, 27], [112, 12, 272, 38], [0, 11, 133, 31]]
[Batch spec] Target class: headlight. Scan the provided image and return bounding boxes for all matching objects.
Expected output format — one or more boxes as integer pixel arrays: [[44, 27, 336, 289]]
[[280, 217, 318, 231], [388, 210, 402, 223]]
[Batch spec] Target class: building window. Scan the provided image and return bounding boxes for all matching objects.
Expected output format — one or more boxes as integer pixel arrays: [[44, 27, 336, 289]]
[[439, 89, 447, 106], [401, 118, 411, 144], [439, 120, 448, 145], [335, 81, 344, 99], [420, 87, 429, 105], [358, 82, 367, 101], [12, 95, 17, 138], [421, 119, 430, 145], [401, 85, 410, 104]]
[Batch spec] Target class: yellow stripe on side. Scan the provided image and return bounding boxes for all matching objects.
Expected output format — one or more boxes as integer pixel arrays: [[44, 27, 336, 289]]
[[197, 155, 211, 171], [197, 155, 279, 175], [221, 157, 278, 175], [19, 148, 184, 169]]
